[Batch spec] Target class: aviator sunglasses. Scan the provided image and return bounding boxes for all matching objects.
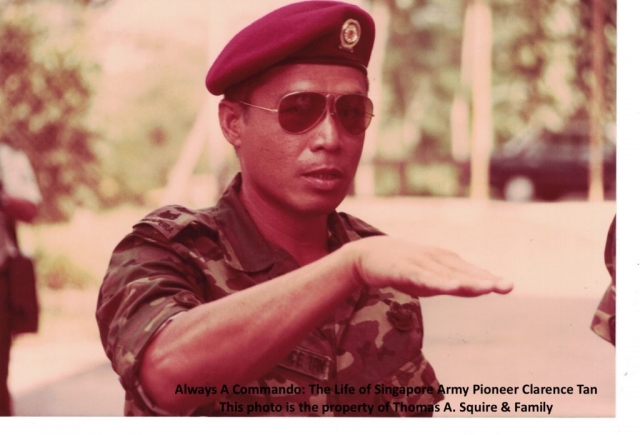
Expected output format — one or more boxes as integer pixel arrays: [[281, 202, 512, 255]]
[[238, 92, 374, 136]]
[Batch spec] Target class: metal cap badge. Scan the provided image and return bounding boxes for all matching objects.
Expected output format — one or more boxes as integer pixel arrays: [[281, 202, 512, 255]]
[[340, 19, 361, 52]]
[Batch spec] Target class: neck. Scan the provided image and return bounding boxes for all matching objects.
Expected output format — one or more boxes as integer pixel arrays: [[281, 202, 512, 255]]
[[239, 189, 331, 267]]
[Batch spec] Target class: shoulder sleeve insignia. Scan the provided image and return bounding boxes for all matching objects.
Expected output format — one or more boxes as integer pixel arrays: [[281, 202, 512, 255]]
[[157, 209, 181, 220], [135, 205, 199, 240]]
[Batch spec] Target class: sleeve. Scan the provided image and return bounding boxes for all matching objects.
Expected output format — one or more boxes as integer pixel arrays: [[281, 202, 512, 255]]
[[95, 225, 208, 412], [591, 216, 616, 345], [591, 283, 616, 345], [0, 145, 42, 204]]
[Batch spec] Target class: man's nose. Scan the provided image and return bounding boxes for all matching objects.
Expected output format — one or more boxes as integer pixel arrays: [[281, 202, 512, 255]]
[[311, 106, 342, 151]]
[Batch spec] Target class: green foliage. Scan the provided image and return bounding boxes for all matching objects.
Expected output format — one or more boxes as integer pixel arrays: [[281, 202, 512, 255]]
[[406, 162, 460, 196], [379, 0, 465, 157], [92, 61, 205, 207], [492, 0, 616, 144], [34, 248, 97, 290], [372, 0, 470, 195], [88, 6, 207, 207], [1, 6, 100, 221], [374, 160, 461, 196]]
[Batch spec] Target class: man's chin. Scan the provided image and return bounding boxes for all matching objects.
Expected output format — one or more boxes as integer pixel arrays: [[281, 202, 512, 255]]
[[290, 192, 348, 216]]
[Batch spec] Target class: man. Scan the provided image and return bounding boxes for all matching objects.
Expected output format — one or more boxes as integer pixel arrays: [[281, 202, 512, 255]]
[[0, 140, 41, 416], [97, 1, 512, 416]]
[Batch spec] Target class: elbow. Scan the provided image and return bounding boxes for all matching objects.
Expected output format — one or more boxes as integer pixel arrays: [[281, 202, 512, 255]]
[[139, 345, 193, 415]]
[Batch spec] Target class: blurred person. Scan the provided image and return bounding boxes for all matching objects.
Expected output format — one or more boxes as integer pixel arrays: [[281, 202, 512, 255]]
[[591, 216, 616, 345], [96, 1, 513, 416], [0, 138, 41, 416]]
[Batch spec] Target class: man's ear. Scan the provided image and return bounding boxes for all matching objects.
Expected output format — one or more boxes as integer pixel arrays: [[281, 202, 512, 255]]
[[218, 99, 244, 149]]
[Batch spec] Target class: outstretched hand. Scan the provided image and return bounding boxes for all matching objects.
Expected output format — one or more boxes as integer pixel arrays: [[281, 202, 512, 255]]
[[346, 236, 513, 298]]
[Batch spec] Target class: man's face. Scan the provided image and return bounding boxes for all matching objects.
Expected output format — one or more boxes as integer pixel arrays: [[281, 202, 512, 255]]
[[234, 63, 368, 217]]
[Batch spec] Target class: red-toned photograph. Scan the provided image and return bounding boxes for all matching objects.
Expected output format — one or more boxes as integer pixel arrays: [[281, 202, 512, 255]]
[[1, 0, 623, 430]]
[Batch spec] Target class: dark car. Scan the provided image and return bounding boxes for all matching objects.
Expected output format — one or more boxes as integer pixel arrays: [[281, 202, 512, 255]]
[[489, 123, 616, 201]]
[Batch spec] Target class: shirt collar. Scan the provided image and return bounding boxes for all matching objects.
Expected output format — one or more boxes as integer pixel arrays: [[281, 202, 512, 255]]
[[212, 174, 275, 273]]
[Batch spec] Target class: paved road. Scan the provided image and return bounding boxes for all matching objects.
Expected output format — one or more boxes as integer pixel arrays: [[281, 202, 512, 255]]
[[14, 362, 123, 416]]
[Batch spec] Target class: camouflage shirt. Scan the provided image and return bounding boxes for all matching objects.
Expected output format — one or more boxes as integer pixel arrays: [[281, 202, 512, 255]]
[[591, 216, 616, 346], [96, 175, 443, 416]]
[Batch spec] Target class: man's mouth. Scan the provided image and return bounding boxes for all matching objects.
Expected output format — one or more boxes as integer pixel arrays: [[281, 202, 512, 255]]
[[303, 168, 344, 179], [302, 168, 345, 190]]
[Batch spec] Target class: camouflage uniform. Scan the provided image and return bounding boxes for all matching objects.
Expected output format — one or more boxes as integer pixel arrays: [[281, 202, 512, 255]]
[[591, 216, 616, 345], [97, 175, 443, 416]]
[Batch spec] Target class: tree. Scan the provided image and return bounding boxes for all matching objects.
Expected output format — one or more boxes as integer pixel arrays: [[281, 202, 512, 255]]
[[588, 0, 606, 201], [1, 6, 99, 221], [465, 0, 493, 200]]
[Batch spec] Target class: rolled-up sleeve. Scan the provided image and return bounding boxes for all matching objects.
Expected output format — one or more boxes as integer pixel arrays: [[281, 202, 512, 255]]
[[96, 226, 206, 409]]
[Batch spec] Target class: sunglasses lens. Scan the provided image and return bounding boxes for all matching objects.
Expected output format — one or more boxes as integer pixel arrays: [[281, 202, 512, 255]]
[[276, 92, 374, 135], [278, 93, 327, 133], [335, 94, 373, 135]]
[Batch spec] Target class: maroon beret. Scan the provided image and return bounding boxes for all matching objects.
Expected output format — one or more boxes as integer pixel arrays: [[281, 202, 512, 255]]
[[206, 1, 375, 95]]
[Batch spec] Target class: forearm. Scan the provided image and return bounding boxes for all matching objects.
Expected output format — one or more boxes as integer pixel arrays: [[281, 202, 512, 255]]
[[140, 243, 361, 413], [137, 235, 512, 414]]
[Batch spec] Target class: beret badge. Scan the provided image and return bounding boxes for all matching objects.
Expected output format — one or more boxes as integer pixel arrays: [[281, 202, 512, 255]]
[[340, 19, 361, 52]]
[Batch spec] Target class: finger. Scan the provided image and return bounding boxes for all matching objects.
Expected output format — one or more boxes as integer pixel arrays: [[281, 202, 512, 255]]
[[391, 265, 463, 296], [399, 267, 499, 298], [492, 278, 514, 294], [428, 251, 513, 294], [387, 264, 511, 298], [416, 252, 510, 294], [446, 277, 514, 296]]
